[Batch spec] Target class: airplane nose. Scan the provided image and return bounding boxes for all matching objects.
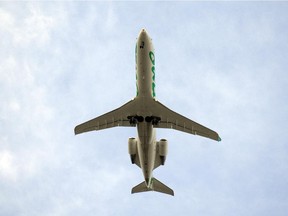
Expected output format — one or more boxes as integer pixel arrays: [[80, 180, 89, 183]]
[[137, 28, 150, 44], [139, 28, 147, 37]]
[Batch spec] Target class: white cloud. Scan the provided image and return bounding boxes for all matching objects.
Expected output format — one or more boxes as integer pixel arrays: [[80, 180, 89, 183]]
[[1, 2, 288, 216], [8, 100, 21, 113], [105, 4, 118, 32], [0, 150, 18, 181], [0, 5, 56, 47], [0, 8, 14, 29], [0, 5, 59, 186]]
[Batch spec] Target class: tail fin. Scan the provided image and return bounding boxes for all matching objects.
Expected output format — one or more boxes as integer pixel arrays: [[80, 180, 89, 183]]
[[131, 178, 174, 196]]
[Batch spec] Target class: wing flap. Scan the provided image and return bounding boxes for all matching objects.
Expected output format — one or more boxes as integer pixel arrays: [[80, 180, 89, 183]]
[[74, 99, 137, 135], [151, 100, 221, 141]]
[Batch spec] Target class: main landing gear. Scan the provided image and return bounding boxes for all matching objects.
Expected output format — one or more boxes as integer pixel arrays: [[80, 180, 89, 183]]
[[127, 116, 161, 126]]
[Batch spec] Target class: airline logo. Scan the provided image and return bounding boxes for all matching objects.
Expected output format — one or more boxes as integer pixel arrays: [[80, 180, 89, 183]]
[[149, 51, 156, 98], [135, 43, 139, 96], [135, 42, 156, 98]]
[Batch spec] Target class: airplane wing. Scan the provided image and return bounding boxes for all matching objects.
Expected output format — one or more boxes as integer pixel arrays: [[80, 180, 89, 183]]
[[74, 99, 137, 135], [151, 100, 221, 142]]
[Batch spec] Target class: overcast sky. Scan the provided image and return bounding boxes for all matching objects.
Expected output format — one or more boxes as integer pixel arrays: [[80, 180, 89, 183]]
[[1, 2, 288, 216]]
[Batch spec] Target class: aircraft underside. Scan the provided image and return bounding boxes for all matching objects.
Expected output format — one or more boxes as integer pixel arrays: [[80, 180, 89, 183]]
[[74, 28, 220, 196]]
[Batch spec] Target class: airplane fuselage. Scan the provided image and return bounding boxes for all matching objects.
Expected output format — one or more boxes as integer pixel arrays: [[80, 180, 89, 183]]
[[135, 29, 157, 187]]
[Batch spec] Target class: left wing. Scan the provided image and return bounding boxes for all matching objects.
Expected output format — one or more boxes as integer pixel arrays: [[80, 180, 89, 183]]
[[74, 99, 137, 135], [150, 100, 221, 142]]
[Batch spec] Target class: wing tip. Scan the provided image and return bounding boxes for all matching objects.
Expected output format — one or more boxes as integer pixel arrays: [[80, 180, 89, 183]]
[[74, 126, 80, 135]]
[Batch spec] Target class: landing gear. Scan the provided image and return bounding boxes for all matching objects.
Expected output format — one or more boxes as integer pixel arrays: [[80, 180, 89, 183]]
[[127, 116, 161, 126], [145, 116, 161, 126], [127, 116, 144, 126], [128, 116, 137, 125]]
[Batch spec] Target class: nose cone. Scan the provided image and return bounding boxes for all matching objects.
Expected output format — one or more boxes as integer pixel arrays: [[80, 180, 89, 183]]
[[138, 28, 148, 38], [136, 28, 152, 50]]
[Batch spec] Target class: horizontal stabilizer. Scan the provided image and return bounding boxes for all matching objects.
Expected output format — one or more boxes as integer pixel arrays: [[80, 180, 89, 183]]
[[131, 178, 174, 196], [131, 181, 151, 193]]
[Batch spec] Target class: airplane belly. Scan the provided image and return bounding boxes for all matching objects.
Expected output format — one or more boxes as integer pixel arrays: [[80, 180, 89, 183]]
[[137, 57, 152, 98], [137, 122, 155, 180]]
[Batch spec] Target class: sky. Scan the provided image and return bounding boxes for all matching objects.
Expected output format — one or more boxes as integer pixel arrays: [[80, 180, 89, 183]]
[[1, 1, 288, 216]]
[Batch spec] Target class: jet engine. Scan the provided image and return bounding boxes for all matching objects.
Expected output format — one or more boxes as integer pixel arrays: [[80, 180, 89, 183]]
[[128, 137, 137, 164], [158, 139, 168, 165]]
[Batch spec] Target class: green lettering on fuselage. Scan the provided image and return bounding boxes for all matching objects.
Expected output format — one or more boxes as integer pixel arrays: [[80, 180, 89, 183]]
[[135, 43, 139, 96], [149, 51, 156, 97]]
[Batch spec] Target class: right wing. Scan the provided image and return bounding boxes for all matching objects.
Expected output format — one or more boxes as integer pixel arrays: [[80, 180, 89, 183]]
[[74, 99, 138, 135], [151, 100, 221, 142]]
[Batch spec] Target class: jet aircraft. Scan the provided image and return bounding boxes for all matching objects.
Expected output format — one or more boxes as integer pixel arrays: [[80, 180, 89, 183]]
[[74, 29, 221, 196]]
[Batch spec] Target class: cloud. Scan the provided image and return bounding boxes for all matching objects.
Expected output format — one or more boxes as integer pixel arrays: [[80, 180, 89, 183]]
[[1, 2, 288, 216], [0, 4, 131, 215], [0, 150, 17, 181], [0, 7, 14, 29], [0, 4, 59, 185], [0, 6, 56, 47], [104, 4, 118, 32]]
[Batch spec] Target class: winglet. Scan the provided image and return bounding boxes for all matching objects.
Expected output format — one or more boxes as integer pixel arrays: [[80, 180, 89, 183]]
[[218, 136, 222, 142]]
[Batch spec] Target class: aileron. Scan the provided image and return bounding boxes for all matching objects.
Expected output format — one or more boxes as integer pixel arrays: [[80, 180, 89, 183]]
[[152, 100, 220, 141]]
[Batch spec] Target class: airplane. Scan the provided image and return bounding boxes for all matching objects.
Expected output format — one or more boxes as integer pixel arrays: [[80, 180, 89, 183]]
[[74, 28, 221, 196]]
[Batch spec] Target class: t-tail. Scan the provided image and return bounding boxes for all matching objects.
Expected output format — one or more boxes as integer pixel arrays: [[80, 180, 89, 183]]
[[131, 177, 174, 196]]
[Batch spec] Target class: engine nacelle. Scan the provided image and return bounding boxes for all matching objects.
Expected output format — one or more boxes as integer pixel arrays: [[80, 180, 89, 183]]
[[128, 137, 137, 164], [158, 139, 168, 165]]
